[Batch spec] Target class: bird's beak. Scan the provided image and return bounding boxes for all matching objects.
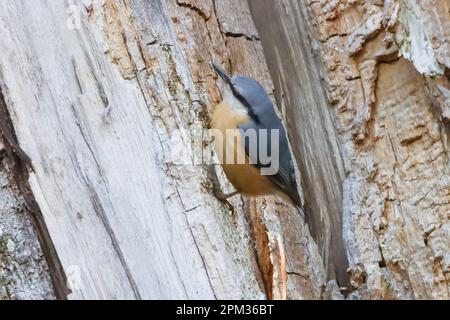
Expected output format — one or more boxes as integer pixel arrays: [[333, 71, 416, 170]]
[[212, 62, 232, 86]]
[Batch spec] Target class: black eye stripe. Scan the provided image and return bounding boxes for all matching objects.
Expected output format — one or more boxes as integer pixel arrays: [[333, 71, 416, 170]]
[[231, 87, 260, 123]]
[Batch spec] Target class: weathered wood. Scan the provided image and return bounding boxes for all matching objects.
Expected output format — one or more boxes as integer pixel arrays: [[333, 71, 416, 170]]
[[2, 0, 447, 300], [250, 0, 450, 299], [0, 0, 325, 299], [0, 90, 62, 300], [0, 156, 54, 300], [249, 0, 350, 288]]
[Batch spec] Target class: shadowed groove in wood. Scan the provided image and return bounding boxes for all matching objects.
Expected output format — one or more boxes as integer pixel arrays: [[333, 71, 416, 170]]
[[248, 0, 350, 288], [0, 86, 69, 300]]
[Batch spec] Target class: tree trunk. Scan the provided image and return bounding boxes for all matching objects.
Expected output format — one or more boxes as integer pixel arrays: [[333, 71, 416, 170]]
[[0, 0, 448, 300], [250, 0, 450, 299]]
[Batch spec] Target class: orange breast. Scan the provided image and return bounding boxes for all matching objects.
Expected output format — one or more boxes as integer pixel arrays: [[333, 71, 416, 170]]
[[210, 102, 274, 196]]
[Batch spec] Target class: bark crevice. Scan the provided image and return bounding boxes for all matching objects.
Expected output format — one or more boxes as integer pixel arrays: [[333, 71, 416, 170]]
[[0, 86, 69, 300]]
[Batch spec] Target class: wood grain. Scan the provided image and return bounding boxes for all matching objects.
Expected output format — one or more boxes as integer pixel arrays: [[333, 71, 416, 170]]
[[0, 0, 325, 299]]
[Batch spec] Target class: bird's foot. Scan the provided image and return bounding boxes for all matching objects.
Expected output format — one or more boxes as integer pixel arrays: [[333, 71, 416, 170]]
[[213, 189, 240, 218], [214, 189, 240, 202]]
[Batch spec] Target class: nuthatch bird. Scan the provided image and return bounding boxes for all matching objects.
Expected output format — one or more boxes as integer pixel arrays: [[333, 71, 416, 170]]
[[211, 62, 302, 208]]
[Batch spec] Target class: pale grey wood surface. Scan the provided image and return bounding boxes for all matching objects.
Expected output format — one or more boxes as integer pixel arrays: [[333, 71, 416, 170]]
[[0, 0, 264, 299]]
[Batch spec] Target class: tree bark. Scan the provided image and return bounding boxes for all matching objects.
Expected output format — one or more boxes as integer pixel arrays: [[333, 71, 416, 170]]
[[0, 0, 448, 300], [250, 0, 450, 299], [0, 0, 324, 300], [0, 154, 54, 300]]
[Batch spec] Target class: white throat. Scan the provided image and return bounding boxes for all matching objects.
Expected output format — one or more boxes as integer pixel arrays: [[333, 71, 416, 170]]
[[223, 86, 248, 117]]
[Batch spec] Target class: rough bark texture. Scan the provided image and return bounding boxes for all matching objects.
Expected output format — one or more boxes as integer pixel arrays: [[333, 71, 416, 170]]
[[249, 0, 350, 289], [0, 153, 54, 300], [0, 0, 325, 299], [250, 0, 449, 299], [0, 0, 448, 300]]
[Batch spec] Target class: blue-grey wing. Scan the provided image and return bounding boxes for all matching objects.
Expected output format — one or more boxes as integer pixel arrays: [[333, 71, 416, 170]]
[[239, 119, 301, 206]]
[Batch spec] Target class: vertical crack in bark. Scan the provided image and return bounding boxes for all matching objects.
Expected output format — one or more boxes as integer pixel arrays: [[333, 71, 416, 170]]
[[249, 0, 349, 292], [211, 0, 227, 47], [135, 73, 218, 299], [245, 199, 288, 300], [0, 87, 69, 300], [83, 178, 142, 300]]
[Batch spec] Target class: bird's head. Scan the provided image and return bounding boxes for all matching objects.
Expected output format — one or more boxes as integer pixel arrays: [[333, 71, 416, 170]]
[[212, 62, 271, 122]]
